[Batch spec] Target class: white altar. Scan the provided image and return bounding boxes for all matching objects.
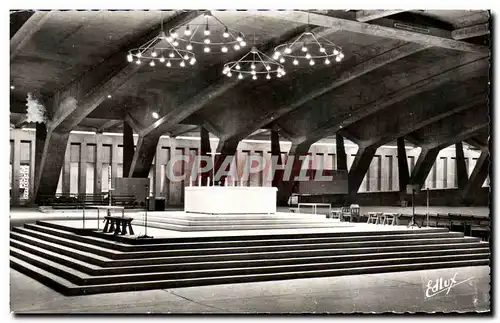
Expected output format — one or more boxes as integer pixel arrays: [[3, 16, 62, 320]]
[[184, 186, 277, 214]]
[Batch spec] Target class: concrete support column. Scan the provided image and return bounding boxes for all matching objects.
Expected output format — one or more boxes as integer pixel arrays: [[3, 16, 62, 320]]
[[461, 150, 489, 202], [123, 121, 134, 177], [94, 134, 102, 194], [34, 123, 47, 204], [348, 145, 377, 198], [336, 133, 348, 171], [130, 133, 160, 178], [397, 137, 410, 200], [213, 139, 239, 186], [271, 129, 282, 188], [277, 142, 311, 206], [34, 130, 70, 202], [409, 146, 440, 187], [455, 142, 469, 189], [200, 127, 212, 186]]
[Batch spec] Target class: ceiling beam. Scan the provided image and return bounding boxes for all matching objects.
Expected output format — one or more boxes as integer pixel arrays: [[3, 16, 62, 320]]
[[359, 95, 487, 148], [170, 125, 199, 137], [411, 105, 489, 149], [465, 138, 488, 151], [49, 10, 201, 133], [356, 10, 406, 22], [202, 121, 222, 138], [452, 23, 490, 40], [295, 56, 488, 145], [14, 115, 28, 129], [140, 25, 336, 138], [429, 124, 489, 150], [220, 42, 428, 143], [255, 10, 489, 54], [271, 124, 295, 142], [124, 113, 143, 134], [10, 10, 53, 60], [96, 120, 122, 133]]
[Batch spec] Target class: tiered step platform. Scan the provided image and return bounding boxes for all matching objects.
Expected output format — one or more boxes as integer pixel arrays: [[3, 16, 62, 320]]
[[129, 212, 352, 231], [10, 220, 490, 296]]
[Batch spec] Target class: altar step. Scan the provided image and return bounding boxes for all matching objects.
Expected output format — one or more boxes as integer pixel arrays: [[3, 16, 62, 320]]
[[128, 212, 350, 231], [10, 221, 490, 295]]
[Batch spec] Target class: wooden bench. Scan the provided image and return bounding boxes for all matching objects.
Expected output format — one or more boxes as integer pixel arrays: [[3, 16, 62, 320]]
[[103, 216, 135, 235], [111, 195, 137, 208]]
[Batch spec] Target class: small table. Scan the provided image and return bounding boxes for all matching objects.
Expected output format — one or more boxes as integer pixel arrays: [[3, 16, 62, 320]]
[[86, 205, 125, 231], [103, 216, 135, 235], [298, 203, 332, 216]]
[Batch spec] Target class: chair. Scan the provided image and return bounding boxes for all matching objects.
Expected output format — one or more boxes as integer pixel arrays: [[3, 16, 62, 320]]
[[350, 204, 360, 222], [340, 206, 351, 222], [330, 209, 341, 220]]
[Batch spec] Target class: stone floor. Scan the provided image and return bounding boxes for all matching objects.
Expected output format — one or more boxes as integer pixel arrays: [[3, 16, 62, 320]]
[[10, 265, 490, 314]]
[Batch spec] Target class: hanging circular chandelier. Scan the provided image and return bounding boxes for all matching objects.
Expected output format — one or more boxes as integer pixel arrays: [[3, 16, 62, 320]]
[[168, 10, 247, 54], [127, 31, 197, 68], [273, 28, 344, 67], [222, 46, 286, 80]]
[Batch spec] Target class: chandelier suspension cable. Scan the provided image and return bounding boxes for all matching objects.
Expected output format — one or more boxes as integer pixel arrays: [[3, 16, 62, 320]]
[[170, 10, 246, 53]]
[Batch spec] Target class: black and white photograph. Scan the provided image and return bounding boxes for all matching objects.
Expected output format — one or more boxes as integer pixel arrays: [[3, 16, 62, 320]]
[[5, 1, 495, 316]]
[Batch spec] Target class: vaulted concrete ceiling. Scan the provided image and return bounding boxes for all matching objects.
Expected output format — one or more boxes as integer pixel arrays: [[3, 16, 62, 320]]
[[11, 9, 490, 149]]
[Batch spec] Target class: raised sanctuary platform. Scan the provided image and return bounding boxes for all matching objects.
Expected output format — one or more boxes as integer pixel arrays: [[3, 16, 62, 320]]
[[10, 219, 489, 295], [185, 186, 277, 214]]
